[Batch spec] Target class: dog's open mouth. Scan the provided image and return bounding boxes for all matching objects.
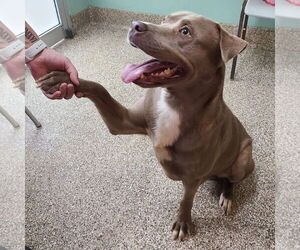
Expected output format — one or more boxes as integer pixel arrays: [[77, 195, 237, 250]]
[[121, 59, 185, 85]]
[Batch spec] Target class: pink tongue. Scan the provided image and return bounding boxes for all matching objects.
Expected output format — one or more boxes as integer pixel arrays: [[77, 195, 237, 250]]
[[121, 63, 147, 83], [121, 59, 173, 83]]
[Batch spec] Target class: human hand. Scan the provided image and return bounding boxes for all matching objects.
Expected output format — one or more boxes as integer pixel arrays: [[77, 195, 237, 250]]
[[36, 71, 74, 95], [27, 47, 83, 99]]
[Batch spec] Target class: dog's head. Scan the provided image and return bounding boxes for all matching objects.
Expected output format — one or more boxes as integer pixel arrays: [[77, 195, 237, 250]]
[[122, 12, 248, 88]]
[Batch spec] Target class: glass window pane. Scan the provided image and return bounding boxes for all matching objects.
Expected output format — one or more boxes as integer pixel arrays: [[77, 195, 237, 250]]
[[0, 0, 24, 36], [26, 0, 60, 35]]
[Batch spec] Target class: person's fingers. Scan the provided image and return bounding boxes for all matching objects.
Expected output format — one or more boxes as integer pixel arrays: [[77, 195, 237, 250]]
[[36, 71, 64, 83], [70, 71, 79, 86], [65, 59, 80, 85], [75, 92, 84, 98], [45, 91, 61, 99], [59, 83, 67, 98], [65, 84, 74, 99]]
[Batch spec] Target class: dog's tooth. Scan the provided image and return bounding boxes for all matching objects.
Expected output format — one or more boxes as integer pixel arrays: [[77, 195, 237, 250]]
[[163, 68, 172, 77], [141, 74, 145, 79]]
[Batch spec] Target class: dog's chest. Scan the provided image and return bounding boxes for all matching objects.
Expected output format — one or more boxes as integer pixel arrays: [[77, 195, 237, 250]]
[[153, 90, 181, 147]]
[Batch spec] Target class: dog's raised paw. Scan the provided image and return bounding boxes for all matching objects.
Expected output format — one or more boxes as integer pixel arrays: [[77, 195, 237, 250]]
[[219, 193, 232, 215], [36, 71, 72, 94], [171, 220, 193, 241]]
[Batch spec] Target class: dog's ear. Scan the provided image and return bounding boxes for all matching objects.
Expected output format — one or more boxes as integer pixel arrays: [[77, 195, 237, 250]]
[[218, 25, 248, 63]]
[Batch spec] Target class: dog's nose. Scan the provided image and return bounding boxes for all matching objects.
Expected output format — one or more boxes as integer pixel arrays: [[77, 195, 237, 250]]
[[132, 21, 147, 32]]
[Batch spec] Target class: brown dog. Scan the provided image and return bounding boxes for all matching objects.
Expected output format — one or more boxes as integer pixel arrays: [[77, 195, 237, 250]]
[[37, 12, 254, 241]]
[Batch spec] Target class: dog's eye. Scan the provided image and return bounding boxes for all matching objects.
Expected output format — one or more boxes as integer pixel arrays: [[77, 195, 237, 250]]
[[179, 27, 190, 36]]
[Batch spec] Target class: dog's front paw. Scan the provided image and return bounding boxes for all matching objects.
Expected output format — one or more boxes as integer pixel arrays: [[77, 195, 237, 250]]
[[171, 219, 193, 241], [36, 71, 73, 94]]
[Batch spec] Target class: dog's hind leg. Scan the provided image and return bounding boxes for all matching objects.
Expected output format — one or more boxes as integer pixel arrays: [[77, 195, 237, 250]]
[[217, 141, 254, 215], [230, 142, 255, 183], [217, 178, 233, 215], [37, 71, 148, 135]]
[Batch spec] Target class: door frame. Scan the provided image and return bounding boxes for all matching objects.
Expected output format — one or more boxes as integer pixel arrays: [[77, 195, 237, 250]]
[[37, 0, 74, 47]]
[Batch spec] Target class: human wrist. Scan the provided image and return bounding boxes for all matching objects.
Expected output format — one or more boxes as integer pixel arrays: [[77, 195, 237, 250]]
[[25, 40, 47, 63]]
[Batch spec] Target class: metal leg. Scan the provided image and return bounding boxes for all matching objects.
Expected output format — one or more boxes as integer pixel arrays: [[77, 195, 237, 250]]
[[242, 15, 249, 40], [0, 105, 20, 128], [230, 0, 248, 80], [25, 106, 42, 128]]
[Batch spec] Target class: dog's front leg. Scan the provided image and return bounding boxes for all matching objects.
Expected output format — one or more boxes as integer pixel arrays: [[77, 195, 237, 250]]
[[76, 79, 147, 135], [37, 71, 147, 135], [172, 180, 201, 241]]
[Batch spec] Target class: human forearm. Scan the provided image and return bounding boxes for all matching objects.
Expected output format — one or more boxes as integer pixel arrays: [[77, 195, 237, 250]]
[[25, 22, 40, 49]]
